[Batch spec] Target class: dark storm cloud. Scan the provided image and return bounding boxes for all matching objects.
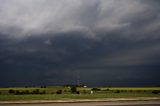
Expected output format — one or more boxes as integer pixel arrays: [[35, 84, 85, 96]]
[[0, 0, 160, 87]]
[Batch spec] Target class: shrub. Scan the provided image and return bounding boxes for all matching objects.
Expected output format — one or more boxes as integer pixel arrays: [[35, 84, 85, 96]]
[[56, 90, 63, 94], [136, 90, 141, 93], [76, 91, 80, 94], [15, 90, 21, 95], [40, 86, 46, 88], [91, 88, 101, 91], [152, 90, 160, 94], [71, 86, 77, 93], [115, 90, 120, 93], [40, 90, 46, 94], [32, 89, 40, 94], [106, 88, 110, 91], [9, 89, 15, 94], [22, 90, 30, 94]]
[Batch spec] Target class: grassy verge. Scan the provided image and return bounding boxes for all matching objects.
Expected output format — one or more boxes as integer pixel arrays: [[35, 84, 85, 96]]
[[0, 93, 160, 101], [0, 87, 160, 101]]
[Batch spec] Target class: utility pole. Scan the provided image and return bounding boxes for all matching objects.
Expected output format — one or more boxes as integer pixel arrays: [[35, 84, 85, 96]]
[[76, 70, 80, 86]]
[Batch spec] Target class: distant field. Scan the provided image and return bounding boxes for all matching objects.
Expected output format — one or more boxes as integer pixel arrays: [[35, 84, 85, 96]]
[[0, 87, 160, 101]]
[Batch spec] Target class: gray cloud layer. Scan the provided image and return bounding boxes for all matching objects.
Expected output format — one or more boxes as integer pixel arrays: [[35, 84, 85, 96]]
[[0, 0, 160, 87], [1, 0, 160, 39]]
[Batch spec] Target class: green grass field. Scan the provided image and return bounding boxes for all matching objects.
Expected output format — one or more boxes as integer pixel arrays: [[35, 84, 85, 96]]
[[0, 87, 160, 101]]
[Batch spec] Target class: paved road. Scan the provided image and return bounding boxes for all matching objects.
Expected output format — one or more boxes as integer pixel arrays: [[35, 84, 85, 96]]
[[1, 101, 160, 106]]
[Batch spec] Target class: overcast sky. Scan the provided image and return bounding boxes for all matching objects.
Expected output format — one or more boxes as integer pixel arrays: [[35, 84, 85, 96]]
[[0, 0, 160, 87]]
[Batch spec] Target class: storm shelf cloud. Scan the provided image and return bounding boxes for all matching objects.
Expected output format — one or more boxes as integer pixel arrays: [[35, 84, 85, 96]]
[[0, 0, 160, 87]]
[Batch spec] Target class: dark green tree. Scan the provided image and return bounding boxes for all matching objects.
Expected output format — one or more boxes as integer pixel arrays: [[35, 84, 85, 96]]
[[71, 86, 77, 93]]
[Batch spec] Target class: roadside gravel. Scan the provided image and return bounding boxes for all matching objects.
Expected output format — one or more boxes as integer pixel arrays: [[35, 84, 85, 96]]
[[0, 97, 160, 104]]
